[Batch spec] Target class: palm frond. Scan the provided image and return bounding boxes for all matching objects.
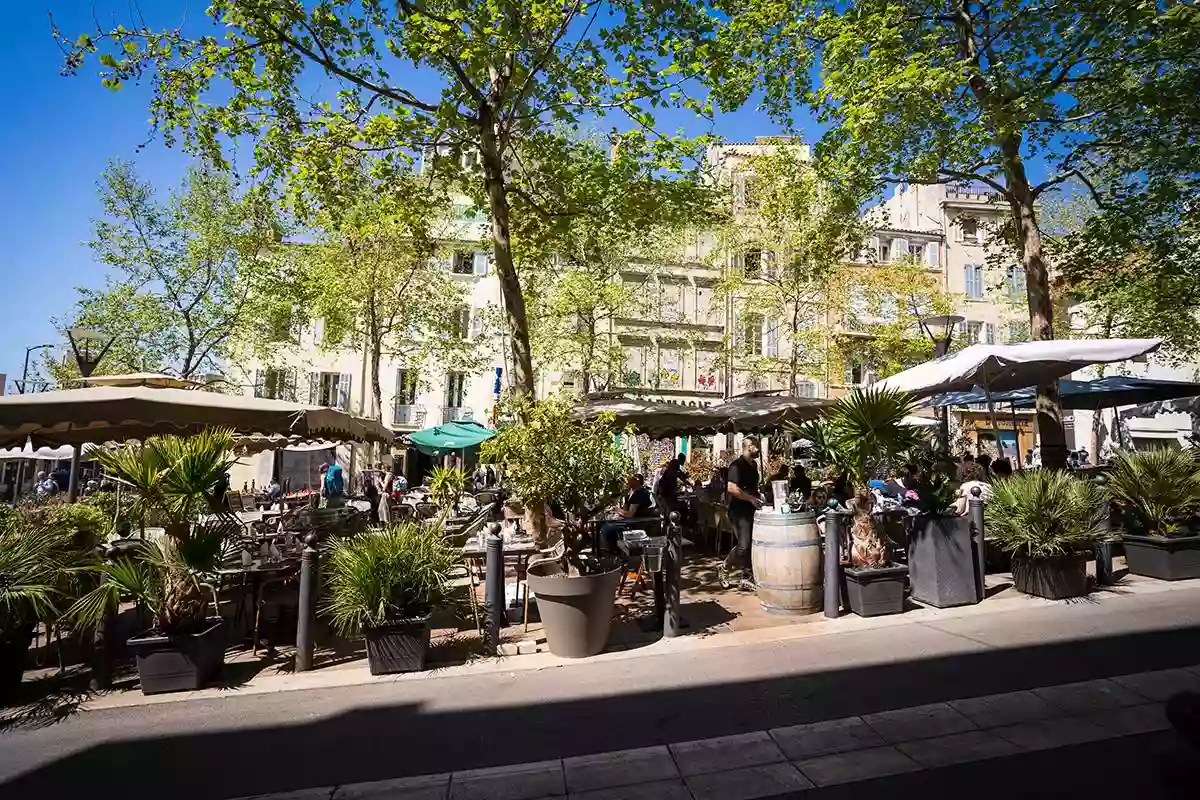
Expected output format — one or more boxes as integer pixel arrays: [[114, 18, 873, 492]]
[[0, 525, 74, 627], [1105, 449, 1200, 536], [822, 387, 920, 486], [985, 471, 1104, 559]]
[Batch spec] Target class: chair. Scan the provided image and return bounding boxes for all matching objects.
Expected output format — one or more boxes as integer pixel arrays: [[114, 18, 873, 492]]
[[392, 503, 416, 522], [520, 537, 567, 632], [414, 502, 440, 520], [474, 491, 497, 508]]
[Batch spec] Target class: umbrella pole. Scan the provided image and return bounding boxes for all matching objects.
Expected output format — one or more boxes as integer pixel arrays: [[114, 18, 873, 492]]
[[1010, 403, 1023, 469], [14, 459, 23, 501], [985, 392, 1004, 458]]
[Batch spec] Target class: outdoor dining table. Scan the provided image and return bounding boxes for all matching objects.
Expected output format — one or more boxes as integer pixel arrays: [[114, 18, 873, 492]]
[[461, 537, 540, 619], [215, 557, 301, 655]]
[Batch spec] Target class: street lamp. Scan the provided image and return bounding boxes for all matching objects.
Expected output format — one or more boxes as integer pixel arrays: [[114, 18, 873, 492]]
[[66, 327, 116, 379], [920, 314, 965, 452], [16, 344, 55, 394]]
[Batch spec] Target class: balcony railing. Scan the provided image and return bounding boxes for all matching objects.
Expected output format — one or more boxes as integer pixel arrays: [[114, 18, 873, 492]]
[[442, 406, 473, 424], [392, 404, 427, 428]]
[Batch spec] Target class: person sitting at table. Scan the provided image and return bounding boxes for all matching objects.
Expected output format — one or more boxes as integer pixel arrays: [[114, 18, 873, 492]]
[[599, 474, 654, 552], [790, 465, 813, 503]]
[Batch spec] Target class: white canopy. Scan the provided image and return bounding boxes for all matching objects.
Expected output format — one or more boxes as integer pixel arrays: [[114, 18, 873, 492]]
[[876, 339, 1163, 399]]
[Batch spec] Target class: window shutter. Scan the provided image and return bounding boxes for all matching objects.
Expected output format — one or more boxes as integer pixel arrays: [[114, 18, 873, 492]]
[[473, 250, 488, 275], [308, 372, 319, 405], [925, 241, 938, 267], [985, 323, 996, 344], [338, 373, 352, 411], [470, 308, 484, 339], [893, 238, 908, 258], [764, 320, 779, 357], [869, 236, 880, 260], [253, 369, 264, 398], [286, 369, 298, 402], [312, 318, 325, 347]]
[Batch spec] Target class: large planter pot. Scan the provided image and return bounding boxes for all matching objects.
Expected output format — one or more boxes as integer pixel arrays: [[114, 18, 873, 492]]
[[1011, 554, 1089, 600], [1123, 535, 1200, 581], [0, 623, 35, 705], [128, 617, 226, 695], [363, 616, 433, 675], [526, 561, 622, 658], [842, 565, 908, 617], [908, 515, 981, 608]]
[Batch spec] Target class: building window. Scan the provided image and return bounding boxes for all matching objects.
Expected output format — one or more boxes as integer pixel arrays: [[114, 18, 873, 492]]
[[1007, 265, 1026, 300], [743, 248, 762, 279], [1007, 320, 1030, 342], [985, 322, 996, 344], [878, 242, 890, 263], [452, 306, 471, 339], [395, 369, 417, 405], [908, 242, 925, 259], [743, 313, 764, 356], [965, 263, 984, 298], [445, 372, 467, 408], [966, 320, 983, 344], [961, 216, 979, 242], [451, 250, 474, 274], [795, 380, 816, 398], [311, 372, 350, 410], [846, 362, 865, 386], [254, 368, 296, 401]]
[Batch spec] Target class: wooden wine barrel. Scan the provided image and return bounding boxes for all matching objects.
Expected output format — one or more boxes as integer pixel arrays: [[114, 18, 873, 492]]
[[751, 510, 823, 614]]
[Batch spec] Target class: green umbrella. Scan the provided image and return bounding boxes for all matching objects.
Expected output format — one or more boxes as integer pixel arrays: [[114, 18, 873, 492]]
[[407, 420, 496, 456]]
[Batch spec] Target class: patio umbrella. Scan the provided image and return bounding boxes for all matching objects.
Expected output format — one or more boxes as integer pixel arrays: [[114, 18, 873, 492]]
[[706, 394, 833, 431], [575, 398, 718, 437], [927, 376, 1200, 411], [0, 385, 394, 448], [877, 338, 1162, 457], [406, 420, 496, 456]]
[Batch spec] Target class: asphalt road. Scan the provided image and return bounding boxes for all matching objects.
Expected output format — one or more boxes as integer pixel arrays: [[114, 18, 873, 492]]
[[2, 586, 1199, 800]]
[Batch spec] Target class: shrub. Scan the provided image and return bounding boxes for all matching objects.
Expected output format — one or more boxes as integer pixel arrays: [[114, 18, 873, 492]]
[[1105, 449, 1200, 536], [985, 470, 1104, 560]]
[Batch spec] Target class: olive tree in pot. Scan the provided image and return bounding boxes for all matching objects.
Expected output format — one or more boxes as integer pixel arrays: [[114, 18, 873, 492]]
[[801, 388, 922, 617], [985, 470, 1104, 600], [68, 429, 239, 695], [905, 446, 982, 608], [1105, 449, 1200, 580], [0, 520, 72, 703], [481, 395, 630, 657], [322, 522, 458, 674]]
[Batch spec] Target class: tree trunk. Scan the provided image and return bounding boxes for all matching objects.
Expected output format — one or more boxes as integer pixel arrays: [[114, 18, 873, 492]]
[[1000, 137, 1067, 470], [478, 106, 535, 398], [790, 303, 801, 394], [368, 291, 384, 423]]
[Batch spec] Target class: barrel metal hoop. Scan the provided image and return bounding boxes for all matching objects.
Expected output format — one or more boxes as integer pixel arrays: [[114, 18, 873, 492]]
[[751, 539, 821, 548]]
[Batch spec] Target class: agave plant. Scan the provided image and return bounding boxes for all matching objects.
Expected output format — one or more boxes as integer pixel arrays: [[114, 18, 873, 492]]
[[985, 471, 1105, 560], [1105, 449, 1200, 536], [427, 466, 466, 514], [321, 522, 459, 636]]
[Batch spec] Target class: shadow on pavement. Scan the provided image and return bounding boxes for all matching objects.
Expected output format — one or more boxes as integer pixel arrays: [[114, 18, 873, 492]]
[[3, 621, 1200, 800]]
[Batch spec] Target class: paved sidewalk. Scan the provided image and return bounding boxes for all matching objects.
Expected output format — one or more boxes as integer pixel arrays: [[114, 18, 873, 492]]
[[233, 665, 1200, 800]]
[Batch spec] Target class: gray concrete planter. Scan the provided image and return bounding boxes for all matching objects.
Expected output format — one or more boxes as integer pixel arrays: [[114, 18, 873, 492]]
[[526, 562, 622, 658], [1011, 554, 1089, 600], [908, 515, 981, 608], [363, 615, 432, 674], [843, 565, 908, 617], [0, 623, 34, 704], [1123, 534, 1200, 581], [128, 617, 225, 695]]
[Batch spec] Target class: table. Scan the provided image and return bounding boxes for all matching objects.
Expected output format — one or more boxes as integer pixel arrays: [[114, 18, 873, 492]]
[[215, 559, 301, 655], [461, 538, 541, 619]]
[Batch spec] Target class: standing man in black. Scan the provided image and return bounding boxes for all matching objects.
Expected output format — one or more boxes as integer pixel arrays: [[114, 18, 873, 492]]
[[720, 439, 764, 589]]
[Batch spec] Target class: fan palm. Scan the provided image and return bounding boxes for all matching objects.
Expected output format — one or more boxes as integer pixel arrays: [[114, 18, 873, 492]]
[[986, 471, 1104, 559], [1105, 449, 1200, 536], [0, 525, 72, 636], [321, 522, 458, 636]]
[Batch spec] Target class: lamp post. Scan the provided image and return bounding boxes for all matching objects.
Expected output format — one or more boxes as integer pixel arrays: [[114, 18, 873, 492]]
[[16, 344, 56, 394], [919, 314, 964, 452], [64, 328, 116, 501]]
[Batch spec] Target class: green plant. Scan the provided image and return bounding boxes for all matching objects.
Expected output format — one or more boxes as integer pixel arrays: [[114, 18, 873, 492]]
[[1105, 449, 1200, 536], [481, 394, 631, 570], [985, 471, 1105, 560], [427, 467, 466, 514], [0, 526, 72, 639], [905, 442, 958, 515], [321, 522, 458, 635]]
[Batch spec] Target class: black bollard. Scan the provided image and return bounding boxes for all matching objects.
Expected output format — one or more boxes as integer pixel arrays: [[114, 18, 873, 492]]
[[664, 511, 682, 638], [484, 522, 505, 652], [823, 501, 842, 619], [969, 487, 986, 602], [295, 532, 320, 672], [90, 543, 117, 691], [1093, 475, 1114, 586]]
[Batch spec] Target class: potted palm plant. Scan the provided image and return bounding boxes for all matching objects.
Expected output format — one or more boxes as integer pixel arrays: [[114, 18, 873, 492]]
[[905, 445, 982, 608], [68, 428, 239, 694], [800, 387, 922, 617], [481, 395, 630, 657], [322, 521, 458, 674], [0, 523, 70, 702], [427, 466, 466, 515], [985, 470, 1104, 599], [1105, 449, 1200, 580]]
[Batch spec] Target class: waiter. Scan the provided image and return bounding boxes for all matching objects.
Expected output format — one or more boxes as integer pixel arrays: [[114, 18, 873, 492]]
[[719, 439, 763, 589]]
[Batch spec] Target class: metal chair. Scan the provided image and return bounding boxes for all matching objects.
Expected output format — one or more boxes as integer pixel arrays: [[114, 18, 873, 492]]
[[414, 502, 440, 519], [520, 537, 567, 632]]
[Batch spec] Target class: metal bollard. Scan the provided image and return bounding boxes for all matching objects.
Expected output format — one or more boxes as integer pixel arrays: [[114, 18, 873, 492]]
[[969, 487, 986, 602], [1093, 475, 1114, 586], [90, 543, 117, 691], [823, 501, 842, 619], [664, 511, 682, 638], [484, 522, 504, 652], [294, 532, 320, 672]]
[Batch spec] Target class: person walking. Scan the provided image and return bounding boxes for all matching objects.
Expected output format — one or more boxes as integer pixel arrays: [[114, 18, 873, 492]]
[[719, 439, 763, 589]]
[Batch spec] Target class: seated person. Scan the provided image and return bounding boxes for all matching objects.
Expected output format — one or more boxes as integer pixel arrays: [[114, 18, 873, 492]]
[[599, 474, 654, 552], [789, 465, 813, 503], [952, 463, 995, 515]]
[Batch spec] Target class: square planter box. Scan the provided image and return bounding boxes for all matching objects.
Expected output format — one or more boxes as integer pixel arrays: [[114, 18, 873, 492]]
[[843, 565, 908, 617], [1011, 554, 1088, 600], [908, 515, 981, 608], [128, 617, 226, 695], [363, 616, 433, 674], [1123, 535, 1200, 581]]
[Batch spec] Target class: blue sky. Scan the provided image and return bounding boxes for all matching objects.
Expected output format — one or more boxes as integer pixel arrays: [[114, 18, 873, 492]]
[[0, 2, 808, 388]]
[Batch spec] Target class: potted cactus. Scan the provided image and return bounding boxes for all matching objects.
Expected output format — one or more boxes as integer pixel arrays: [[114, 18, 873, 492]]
[[985, 470, 1104, 599], [1105, 449, 1200, 580]]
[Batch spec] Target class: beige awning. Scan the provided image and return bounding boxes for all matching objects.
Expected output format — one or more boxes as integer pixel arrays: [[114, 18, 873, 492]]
[[0, 385, 393, 448]]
